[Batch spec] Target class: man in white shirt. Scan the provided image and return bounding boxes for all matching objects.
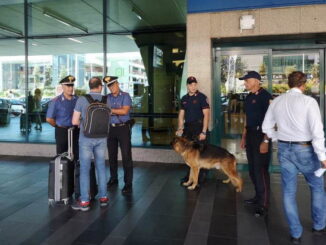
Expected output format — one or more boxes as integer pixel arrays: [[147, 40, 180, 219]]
[[262, 71, 326, 244]]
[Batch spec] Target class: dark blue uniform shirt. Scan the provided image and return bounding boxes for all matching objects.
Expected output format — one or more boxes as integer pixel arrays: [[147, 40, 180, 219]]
[[180, 91, 210, 123], [108, 91, 132, 124], [244, 88, 272, 127], [46, 93, 78, 127]]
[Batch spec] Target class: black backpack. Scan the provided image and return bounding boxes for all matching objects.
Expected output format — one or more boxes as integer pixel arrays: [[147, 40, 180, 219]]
[[83, 94, 111, 138]]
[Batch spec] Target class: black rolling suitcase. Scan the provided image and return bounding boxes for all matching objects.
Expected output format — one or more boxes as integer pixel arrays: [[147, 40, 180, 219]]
[[74, 161, 98, 200], [48, 128, 75, 205]]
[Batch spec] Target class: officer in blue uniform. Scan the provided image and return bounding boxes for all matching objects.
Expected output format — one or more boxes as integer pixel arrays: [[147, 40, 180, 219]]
[[104, 76, 133, 194], [46, 75, 79, 158], [176, 76, 210, 186], [240, 71, 272, 217]]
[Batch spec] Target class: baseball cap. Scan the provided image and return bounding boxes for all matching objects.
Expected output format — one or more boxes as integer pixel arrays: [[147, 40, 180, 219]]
[[239, 71, 261, 81], [186, 76, 197, 84]]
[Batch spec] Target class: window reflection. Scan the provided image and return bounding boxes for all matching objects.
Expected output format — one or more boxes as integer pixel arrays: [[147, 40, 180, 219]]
[[0, 1, 186, 147], [107, 33, 185, 146]]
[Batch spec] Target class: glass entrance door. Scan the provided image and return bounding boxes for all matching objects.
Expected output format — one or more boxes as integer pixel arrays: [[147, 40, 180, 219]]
[[214, 48, 323, 168]]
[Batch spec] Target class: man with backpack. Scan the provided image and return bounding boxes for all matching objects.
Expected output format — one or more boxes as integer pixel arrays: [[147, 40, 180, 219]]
[[104, 76, 133, 194], [71, 77, 111, 211]]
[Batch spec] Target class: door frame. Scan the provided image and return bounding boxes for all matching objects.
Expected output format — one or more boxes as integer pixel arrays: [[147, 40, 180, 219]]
[[212, 43, 325, 168]]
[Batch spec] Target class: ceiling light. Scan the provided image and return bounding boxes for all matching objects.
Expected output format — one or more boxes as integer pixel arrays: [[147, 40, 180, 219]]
[[125, 35, 135, 40], [240, 15, 255, 32], [0, 23, 23, 37], [132, 7, 144, 21], [32, 43, 38, 46], [175, 32, 184, 38], [43, 9, 88, 33], [68, 38, 83, 43], [17, 40, 25, 43]]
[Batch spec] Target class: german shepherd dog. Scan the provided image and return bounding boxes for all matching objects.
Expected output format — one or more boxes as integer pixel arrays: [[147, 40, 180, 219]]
[[172, 137, 243, 191]]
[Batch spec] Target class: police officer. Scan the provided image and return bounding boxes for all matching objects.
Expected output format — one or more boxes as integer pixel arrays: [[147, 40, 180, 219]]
[[46, 75, 79, 159], [176, 76, 210, 185], [239, 71, 272, 217], [104, 76, 133, 194]]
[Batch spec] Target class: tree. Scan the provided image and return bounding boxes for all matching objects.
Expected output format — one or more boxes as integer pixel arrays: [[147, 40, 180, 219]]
[[44, 65, 52, 87], [284, 65, 297, 78], [309, 64, 319, 83], [259, 63, 267, 75], [33, 65, 41, 89]]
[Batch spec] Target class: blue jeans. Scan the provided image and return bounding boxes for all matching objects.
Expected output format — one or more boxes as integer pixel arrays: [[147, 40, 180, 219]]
[[79, 137, 107, 202], [278, 142, 326, 238]]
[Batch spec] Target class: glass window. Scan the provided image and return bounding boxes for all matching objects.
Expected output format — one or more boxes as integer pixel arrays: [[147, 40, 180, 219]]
[[107, 32, 186, 146], [26, 35, 103, 143], [272, 51, 320, 101], [28, 0, 103, 36], [219, 53, 268, 163], [0, 1, 24, 142], [0, 0, 186, 147]]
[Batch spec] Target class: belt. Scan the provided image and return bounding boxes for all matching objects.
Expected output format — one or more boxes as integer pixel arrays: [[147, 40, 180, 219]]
[[185, 120, 203, 126], [246, 125, 261, 131], [111, 123, 127, 127], [56, 125, 70, 129], [278, 140, 312, 145]]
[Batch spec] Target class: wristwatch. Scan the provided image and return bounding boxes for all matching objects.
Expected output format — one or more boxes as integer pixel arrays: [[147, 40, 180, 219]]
[[263, 139, 269, 143], [201, 132, 207, 135]]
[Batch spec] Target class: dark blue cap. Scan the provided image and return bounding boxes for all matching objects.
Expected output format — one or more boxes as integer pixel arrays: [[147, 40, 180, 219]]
[[187, 76, 197, 84], [239, 71, 261, 81]]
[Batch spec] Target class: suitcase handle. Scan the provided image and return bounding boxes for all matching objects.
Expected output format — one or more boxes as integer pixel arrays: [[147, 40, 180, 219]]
[[67, 127, 74, 161]]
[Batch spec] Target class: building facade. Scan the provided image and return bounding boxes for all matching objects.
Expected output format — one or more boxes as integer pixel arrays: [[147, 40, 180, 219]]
[[0, 0, 186, 162], [188, 0, 326, 168], [1, 1, 326, 164]]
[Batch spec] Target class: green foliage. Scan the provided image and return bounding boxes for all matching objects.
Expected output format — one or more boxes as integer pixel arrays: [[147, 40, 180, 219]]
[[75, 89, 87, 96], [235, 57, 246, 78], [259, 63, 267, 75], [310, 64, 319, 79], [284, 65, 297, 78], [272, 84, 289, 93], [42, 87, 55, 97]]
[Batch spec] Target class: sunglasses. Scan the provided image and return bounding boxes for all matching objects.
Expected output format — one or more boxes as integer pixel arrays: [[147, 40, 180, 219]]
[[65, 84, 74, 87]]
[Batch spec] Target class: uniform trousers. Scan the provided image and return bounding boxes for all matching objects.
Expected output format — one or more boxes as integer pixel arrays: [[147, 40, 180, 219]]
[[107, 124, 133, 186], [245, 128, 271, 208]]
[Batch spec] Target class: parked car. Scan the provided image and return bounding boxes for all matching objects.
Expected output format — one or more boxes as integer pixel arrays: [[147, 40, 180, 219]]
[[10, 99, 25, 116], [0, 98, 11, 124]]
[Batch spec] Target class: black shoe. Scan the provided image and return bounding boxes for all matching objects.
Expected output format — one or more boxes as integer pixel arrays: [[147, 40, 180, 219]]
[[122, 185, 132, 194], [244, 198, 257, 205], [312, 227, 326, 235], [254, 206, 268, 217], [107, 179, 118, 188], [290, 236, 301, 244]]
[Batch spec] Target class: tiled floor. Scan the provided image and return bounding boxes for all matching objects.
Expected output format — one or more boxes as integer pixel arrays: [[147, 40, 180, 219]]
[[0, 156, 325, 245]]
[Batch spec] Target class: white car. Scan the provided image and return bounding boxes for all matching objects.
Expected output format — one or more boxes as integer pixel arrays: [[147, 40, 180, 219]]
[[11, 104, 25, 116]]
